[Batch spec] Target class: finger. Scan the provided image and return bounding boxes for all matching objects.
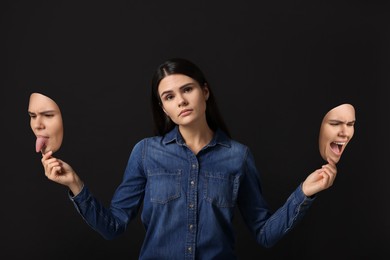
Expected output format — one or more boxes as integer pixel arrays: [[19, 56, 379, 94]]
[[45, 160, 60, 176], [322, 168, 337, 185], [321, 168, 336, 182], [52, 166, 62, 175], [43, 160, 53, 173], [42, 153, 55, 168], [47, 164, 61, 179], [41, 150, 53, 160], [322, 164, 337, 175], [318, 171, 332, 187]]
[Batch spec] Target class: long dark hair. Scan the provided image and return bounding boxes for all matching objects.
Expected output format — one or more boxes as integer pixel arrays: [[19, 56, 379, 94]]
[[151, 58, 231, 137]]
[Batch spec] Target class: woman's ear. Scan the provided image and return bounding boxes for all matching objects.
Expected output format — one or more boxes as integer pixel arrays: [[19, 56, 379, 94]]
[[204, 84, 210, 101]]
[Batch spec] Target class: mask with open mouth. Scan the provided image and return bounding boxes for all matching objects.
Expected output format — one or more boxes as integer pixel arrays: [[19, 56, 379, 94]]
[[318, 103, 356, 164]]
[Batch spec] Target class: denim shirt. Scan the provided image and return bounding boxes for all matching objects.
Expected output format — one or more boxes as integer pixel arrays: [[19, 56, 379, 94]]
[[70, 126, 315, 260]]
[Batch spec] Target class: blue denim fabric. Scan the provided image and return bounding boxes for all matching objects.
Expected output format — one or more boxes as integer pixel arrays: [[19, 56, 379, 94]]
[[70, 126, 315, 260]]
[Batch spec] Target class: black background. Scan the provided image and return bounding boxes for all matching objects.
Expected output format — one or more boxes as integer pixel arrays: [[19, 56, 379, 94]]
[[2, 0, 389, 259]]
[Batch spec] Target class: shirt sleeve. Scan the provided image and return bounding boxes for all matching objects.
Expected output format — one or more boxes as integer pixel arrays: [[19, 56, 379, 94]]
[[237, 147, 316, 248], [69, 139, 147, 240]]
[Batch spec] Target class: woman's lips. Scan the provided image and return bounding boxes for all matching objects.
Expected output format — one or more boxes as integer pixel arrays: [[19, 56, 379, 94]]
[[178, 109, 192, 117]]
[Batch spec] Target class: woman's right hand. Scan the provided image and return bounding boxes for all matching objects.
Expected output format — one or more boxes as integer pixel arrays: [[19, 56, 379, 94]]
[[41, 151, 84, 196]]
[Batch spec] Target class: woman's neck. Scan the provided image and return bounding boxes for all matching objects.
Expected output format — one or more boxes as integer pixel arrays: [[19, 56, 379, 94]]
[[179, 123, 214, 155]]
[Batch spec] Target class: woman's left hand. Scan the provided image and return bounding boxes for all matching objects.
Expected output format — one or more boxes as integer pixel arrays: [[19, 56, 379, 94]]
[[302, 158, 337, 197]]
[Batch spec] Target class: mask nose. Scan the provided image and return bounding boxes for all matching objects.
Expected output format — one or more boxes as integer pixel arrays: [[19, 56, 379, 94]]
[[33, 116, 45, 131], [338, 124, 351, 138]]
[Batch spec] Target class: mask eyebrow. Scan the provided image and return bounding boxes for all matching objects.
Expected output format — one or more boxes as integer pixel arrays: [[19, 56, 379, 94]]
[[328, 119, 356, 124], [28, 110, 57, 115]]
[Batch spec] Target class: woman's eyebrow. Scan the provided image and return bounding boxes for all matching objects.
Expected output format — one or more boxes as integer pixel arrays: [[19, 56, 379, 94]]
[[179, 83, 194, 89], [160, 83, 194, 97]]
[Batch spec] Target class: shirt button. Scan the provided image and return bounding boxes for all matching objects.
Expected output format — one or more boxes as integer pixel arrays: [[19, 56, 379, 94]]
[[190, 180, 195, 185], [188, 247, 192, 253], [192, 164, 196, 169], [189, 204, 194, 208], [189, 224, 193, 230]]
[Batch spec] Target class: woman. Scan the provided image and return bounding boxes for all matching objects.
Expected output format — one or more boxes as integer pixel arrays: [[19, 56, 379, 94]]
[[40, 58, 338, 260]]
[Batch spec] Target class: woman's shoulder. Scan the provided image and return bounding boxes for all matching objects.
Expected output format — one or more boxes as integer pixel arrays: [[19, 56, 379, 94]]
[[134, 135, 164, 146], [217, 136, 249, 154], [128, 135, 164, 156], [215, 129, 249, 151], [229, 138, 250, 152]]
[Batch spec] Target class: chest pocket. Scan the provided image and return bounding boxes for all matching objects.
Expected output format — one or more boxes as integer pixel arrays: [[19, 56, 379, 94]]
[[147, 169, 182, 204], [204, 172, 240, 208]]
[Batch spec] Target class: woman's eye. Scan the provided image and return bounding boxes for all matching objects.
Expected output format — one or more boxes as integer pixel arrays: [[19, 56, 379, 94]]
[[165, 95, 173, 100], [184, 87, 192, 92]]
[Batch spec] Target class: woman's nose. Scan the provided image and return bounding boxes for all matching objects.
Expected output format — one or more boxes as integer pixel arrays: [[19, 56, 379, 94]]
[[178, 95, 188, 107]]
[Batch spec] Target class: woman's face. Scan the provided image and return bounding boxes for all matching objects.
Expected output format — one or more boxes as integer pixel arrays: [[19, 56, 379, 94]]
[[319, 104, 355, 163], [28, 93, 64, 154], [158, 74, 209, 128]]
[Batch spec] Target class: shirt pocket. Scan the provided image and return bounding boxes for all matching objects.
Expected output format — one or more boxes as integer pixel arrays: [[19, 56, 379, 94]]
[[147, 169, 182, 204], [203, 171, 240, 208]]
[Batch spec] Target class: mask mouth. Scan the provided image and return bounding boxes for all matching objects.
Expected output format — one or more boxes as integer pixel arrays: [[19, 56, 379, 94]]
[[330, 141, 346, 155], [36, 136, 49, 153]]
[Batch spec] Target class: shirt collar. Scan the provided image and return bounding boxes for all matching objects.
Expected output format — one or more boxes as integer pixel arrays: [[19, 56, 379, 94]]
[[162, 126, 231, 148]]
